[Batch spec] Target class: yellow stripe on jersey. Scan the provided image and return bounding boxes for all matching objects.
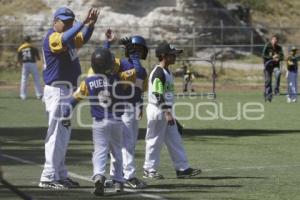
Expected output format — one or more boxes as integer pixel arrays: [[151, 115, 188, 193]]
[[17, 42, 32, 52], [87, 67, 94, 77], [143, 76, 148, 92], [74, 32, 84, 49], [119, 69, 136, 82], [73, 81, 89, 101], [114, 58, 120, 74], [49, 32, 65, 53]]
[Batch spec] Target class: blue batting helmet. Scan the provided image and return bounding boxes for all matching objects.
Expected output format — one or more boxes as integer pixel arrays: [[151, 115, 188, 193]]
[[131, 35, 148, 60]]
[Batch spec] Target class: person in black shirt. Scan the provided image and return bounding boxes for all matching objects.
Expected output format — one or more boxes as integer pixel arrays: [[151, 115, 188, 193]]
[[17, 36, 43, 100], [262, 35, 284, 102]]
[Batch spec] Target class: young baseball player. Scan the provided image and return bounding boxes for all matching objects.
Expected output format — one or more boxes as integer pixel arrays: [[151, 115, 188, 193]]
[[39, 7, 99, 189], [93, 29, 148, 189], [143, 42, 201, 179], [183, 70, 195, 93], [17, 36, 43, 100], [286, 46, 300, 103], [64, 47, 126, 196], [119, 36, 148, 189]]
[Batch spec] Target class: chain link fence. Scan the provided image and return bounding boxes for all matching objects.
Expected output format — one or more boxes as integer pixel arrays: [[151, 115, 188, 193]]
[[0, 24, 299, 72]]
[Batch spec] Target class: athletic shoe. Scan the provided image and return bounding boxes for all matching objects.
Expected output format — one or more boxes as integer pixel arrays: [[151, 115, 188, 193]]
[[124, 177, 147, 189], [265, 96, 272, 102], [287, 97, 292, 103], [93, 175, 106, 196], [176, 168, 202, 179], [20, 96, 26, 100], [38, 181, 67, 189], [104, 179, 114, 188], [113, 180, 124, 193], [264, 94, 272, 102], [143, 170, 164, 179], [37, 95, 43, 100], [59, 177, 80, 188], [292, 99, 297, 103]]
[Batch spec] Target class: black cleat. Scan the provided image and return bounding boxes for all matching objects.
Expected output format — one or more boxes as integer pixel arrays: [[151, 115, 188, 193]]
[[124, 177, 147, 189], [176, 168, 202, 179], [113, 180, 124, 193], [59, 177, 80, 188], [93, 175, 106, 196]]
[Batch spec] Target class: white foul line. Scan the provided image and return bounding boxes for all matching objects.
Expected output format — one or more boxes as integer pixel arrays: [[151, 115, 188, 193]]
[[6, 153, 300, 199], [2, 153, 168, 200]]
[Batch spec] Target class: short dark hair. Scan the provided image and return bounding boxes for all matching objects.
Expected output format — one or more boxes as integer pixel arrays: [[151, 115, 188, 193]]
[[158, 55, 164, 62], [271, 34, 279, 40]]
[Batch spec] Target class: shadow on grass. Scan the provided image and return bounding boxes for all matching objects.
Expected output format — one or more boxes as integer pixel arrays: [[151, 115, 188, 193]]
[[0, 182, 242, 200], [1, 127, 300, 142], [1, 127, 300, 167], [149, 183, 242, 190], [0, 188, 149, 200], [197, 176, 267, 180], [167, 176, 267, 181]]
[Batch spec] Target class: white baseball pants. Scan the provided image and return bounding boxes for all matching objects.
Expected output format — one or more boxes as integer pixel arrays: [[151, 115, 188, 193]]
[[93, 119, 124, 183], [20, 62, 42, 99], [143, 103, 189, 172], [40, 85, 73, 182], [121, 105, 140, 180]]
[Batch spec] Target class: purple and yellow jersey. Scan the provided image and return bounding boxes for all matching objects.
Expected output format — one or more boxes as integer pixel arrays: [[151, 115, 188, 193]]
[[42, 24, 94, 87], [102, 40, 148, 105], [17, 42, 40, 63], [73, 74, 125, 121], [119, 56, 148, 105]]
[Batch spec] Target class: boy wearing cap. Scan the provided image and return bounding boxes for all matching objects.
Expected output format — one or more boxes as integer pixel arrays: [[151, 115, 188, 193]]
[[39, 7, 99, 189], [143, 42, 201, 179], [286, 47, 300, 103]]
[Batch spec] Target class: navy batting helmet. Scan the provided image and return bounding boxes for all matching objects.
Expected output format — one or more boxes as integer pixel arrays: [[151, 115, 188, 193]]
[[130, 35, 148, 60], [91, 48, 115, 75]]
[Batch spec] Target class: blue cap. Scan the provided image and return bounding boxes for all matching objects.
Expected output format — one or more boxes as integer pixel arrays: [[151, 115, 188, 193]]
[[53, 7, 75, 21]]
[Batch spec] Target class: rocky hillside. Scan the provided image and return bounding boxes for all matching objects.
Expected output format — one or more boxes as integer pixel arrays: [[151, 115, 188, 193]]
[[0, 0, 263, 50]]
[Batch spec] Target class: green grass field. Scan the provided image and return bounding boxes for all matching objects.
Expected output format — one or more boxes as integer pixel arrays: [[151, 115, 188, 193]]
[[1, 85, 300, 200]]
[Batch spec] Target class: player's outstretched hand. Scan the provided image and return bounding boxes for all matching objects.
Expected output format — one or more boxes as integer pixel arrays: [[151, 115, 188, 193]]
[[105, 28, 115, 42], [119, 37, 131, 46], [120, 37, 135, 54], [83, 8, 100, 26]]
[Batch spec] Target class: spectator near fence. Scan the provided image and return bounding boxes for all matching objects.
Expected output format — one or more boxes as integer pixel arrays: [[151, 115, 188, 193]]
[[262, 35, 284, 102]]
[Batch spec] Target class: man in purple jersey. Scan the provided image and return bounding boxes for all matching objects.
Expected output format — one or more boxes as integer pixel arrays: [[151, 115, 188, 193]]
[[39, 7, 99, 189]]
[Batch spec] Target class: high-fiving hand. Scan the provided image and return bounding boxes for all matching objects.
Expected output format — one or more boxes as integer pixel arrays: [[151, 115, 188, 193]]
[[83, 8, 100, 26], [105, 28, 115, 42], [120, 37, 135, 54]]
